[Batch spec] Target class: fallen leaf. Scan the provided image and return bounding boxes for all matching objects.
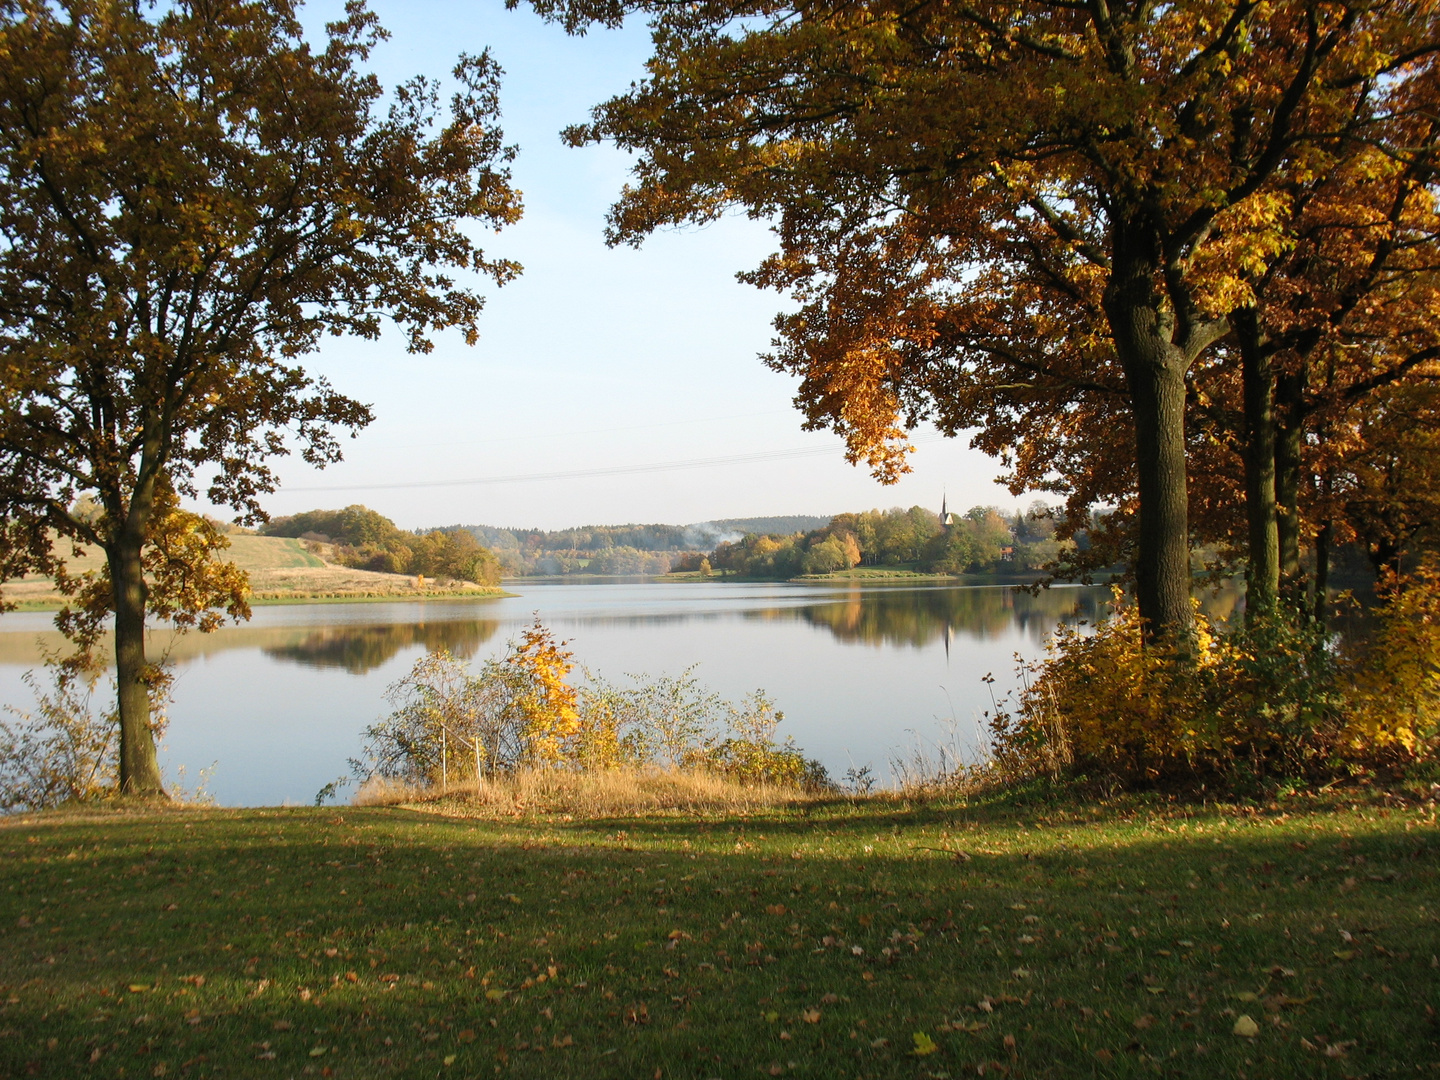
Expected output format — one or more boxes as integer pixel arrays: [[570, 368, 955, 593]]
[[802, 1009, 821, 1024], [911, 1032, 939, 1056], [1133, 1015, 1154, 1031], [1233, 1015, 1260, 1038], [443, 1054, 457, 1066], [272, 1021, 292, 1032], [127, 984, 150, 993], [308, 1045, 328, 1057], [1333, 950, 1355, 961], [484, 989, 506, 1002]]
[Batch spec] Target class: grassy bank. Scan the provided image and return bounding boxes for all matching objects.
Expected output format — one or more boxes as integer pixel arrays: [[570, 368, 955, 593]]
[[2, 535, 510, 611], [0, 789, 1435, 1079]]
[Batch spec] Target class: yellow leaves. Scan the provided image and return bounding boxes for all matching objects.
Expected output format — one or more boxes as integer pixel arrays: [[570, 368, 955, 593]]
[[1232, 1014, 1260, 1038], [910, 1031, 939, 1056], [802, 1008, 822, 1023], [510, 617, 581, 765], [484, 988, 507, 1002]]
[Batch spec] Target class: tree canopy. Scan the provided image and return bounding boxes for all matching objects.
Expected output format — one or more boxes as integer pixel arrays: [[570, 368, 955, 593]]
[[529, 0, 1440, 639], [0, 0, 521, 793]]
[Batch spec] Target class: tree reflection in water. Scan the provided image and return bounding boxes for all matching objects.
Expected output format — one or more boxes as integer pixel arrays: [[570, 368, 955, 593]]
[[772, 582, 1246, 649], [754, 585, 1106, 649], [261, 620, 499, 674]]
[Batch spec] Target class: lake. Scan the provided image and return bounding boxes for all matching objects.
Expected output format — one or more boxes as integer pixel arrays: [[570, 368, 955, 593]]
[[0, 580, 1131, 806]]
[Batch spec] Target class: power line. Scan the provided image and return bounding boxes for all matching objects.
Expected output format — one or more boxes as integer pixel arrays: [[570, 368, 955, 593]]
[[284, 435, 944, 493]]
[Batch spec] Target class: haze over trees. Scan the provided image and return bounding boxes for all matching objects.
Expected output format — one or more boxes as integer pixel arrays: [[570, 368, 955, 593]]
[[460, 516, 828, 575], [0, 0, 521, 794]]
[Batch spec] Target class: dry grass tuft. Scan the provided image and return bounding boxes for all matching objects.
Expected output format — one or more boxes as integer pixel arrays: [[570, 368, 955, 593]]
[[356, 766, 830, 819]]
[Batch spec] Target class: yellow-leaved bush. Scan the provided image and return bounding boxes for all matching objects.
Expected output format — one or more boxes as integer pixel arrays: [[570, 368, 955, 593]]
[[349, 617, 830, 795], [1343, 566, 1440, 760], [991, 584, 1436, 788]]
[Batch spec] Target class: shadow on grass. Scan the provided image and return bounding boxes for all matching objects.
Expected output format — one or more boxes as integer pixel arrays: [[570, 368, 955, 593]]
[[0, 801, 1435, 1079]]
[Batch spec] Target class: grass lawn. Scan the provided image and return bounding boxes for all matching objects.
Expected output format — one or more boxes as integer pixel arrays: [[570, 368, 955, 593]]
[[0, 790, 1435, 1079]]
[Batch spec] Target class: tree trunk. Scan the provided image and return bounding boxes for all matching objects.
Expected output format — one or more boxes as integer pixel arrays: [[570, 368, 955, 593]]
[[1313, 520, 1331, 626], [1237, 308, 1279, 620], [1104, 245, 1195, 645], [1274, 370, 1306, 586], [108, 527, 165, 797]]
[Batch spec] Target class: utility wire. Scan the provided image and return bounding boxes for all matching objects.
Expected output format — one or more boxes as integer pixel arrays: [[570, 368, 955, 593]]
[[285, 434, 945, 493]]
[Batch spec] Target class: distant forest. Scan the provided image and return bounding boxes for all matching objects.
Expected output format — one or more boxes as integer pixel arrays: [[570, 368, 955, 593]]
[[680, 504, 1079, 578], [453, 516, 829, 576], [263, 508, 832, 578]]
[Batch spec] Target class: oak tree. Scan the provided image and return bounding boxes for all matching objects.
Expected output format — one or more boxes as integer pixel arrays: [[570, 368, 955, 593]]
[[0, 0, 521, 794], [531, 0, 1440, 641]]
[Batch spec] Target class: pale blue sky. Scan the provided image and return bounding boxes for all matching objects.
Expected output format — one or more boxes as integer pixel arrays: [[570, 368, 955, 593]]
[[236, 0, 1021, 531]]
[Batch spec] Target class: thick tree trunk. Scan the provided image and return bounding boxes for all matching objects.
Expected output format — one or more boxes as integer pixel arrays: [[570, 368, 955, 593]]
[[108, 527, 165, 797], [1274, 370, 1306, 586], [1237, 309, 1279, 620], [1104, 247, 1195, 645]]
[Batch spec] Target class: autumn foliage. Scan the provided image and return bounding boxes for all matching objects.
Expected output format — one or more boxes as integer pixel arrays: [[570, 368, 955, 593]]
[[987, 586, 1438, 788], [354, 619, 829, 793]]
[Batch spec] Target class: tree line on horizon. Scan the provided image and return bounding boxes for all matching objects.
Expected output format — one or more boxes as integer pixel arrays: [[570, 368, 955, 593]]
[[683, 504, 1071, 578], [268, 501, 1090, 582], [265, 507, 836, 578]]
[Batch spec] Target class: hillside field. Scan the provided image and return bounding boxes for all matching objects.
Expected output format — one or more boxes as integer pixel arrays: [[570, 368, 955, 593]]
[[1, 535, 504, 610]]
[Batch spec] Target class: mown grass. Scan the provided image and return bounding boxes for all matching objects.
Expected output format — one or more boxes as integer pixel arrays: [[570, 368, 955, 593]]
[[0, 788, 1436, 1079]]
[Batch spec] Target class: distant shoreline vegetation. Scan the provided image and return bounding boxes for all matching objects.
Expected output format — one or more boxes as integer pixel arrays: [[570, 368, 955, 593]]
[[265, 504, 1090, 585], [262, 506, 1100, 587]]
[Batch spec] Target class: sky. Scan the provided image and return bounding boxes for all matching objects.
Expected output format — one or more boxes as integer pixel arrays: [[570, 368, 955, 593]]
[[227, 0, 1025, 533]]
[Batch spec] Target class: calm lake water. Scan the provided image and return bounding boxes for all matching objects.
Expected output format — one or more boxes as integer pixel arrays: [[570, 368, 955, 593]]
[[0, 580, 1136, 806]]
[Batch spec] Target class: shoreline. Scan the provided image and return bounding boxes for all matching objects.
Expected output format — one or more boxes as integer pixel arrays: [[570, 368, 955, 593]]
[[4, 587, 514, 613]]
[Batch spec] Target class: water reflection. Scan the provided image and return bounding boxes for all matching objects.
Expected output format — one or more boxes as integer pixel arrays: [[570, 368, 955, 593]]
[[261, 620, 498, 674], [0, 582, 1250, 674], [774, 585, 1106, 649]]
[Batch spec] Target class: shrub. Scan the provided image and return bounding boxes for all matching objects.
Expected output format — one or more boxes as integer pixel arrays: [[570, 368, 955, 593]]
[[0, 661, 119, 810], [350, 620, 831, 794], [1343, 565, 1440, 763], [986, 589, 1362, 788]]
